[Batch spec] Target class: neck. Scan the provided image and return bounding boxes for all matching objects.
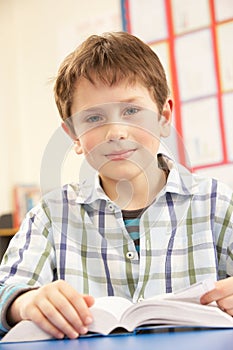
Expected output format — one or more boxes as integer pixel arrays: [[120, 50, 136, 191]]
[[100, 162, 167, 210]]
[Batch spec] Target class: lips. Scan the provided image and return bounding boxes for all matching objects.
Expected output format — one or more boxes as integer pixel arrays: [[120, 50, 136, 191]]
[[105, 149, 136, 160]]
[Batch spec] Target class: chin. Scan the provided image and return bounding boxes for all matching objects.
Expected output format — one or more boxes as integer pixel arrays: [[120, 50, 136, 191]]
[[101, 164, 143, 181]]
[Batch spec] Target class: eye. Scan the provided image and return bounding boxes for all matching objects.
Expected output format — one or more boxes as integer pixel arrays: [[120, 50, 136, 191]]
[[86, 115, 103, 123], [124, 106, 140, 116]]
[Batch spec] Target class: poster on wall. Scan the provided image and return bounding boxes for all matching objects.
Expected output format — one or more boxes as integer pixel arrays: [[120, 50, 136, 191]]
[[121, 0, 233, 176], [222, 93, 233, 161], [171, 0, 210, 34], [181, 97, 222, 167], [150, 42, 173, 94], [122, 0, 167, 42], [175, 29, 217, 101], [217, 22, 233, 92], [214, 0, 233, 21]]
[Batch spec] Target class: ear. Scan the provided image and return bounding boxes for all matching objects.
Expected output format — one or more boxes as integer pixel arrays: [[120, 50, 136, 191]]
[[73, 139, 83, 155], [61, 122, 77, 140], [159, 98, 173, 137], [61, 122, 83, 155]]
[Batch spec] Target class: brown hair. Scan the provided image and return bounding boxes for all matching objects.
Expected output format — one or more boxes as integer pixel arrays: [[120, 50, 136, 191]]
[[54, 31, 170, 119]]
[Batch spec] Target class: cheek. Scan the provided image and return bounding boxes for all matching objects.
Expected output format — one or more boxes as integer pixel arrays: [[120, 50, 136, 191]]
[[137, 133, 161, 157], [136, 129, 160, 145], [79, 131, 101, 154]]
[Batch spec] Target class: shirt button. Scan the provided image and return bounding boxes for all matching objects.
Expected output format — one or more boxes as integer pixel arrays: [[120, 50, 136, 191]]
[[126, 251, 135, 259], [107, 203, 114, 211], [29, 211, 34, 218]]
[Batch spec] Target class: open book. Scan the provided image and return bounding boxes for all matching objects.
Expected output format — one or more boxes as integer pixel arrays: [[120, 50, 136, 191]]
[[2, 279, 233, 343]]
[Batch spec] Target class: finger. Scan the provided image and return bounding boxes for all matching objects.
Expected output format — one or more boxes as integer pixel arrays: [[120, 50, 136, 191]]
[[83, 295, 95, 308], [26, 306, 65, 339], [55, 281, 94, 326], [37, 297, 80, 339], [217, 294, 233, 314], [201, 278, 233, 305], [46, 290, 88, 334], [64, 293, 93, 328], [223, 307, 233, 316], [200, 289, 221, 305], [48, 289, 94, 333]]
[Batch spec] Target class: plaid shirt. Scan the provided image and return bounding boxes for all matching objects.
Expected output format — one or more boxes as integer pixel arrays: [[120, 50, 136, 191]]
[[0, 155, 233, 332]]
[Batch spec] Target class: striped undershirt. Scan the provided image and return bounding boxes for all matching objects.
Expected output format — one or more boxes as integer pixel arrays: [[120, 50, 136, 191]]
[[122, 208, 147, 254]]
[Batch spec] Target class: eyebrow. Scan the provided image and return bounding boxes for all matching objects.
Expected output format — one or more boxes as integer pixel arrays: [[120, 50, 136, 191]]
[[81, 99, 143, 113], [118, 97, 143, 103], [73, 99, 146, 117]]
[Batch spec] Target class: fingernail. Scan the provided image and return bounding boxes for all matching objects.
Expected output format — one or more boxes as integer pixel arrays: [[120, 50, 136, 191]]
[[85, 316, 93, 325], [70, 331, 79, 339], [79, 326, 88, 334], [56, 332, 65, 339]]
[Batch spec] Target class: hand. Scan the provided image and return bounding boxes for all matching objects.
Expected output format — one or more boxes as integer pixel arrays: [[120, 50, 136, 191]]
[[200, 277, 233, 316], [7, 280, 95, 339]]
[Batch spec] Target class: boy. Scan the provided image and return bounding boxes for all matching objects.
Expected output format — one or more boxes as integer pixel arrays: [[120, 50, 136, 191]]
[[0, 31, 232, 340]]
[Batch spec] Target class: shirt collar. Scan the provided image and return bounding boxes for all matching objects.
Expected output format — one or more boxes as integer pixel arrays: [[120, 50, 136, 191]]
[[74, 172, 109, 204], [161, 155, 199, 195], [73, 154, 199, 205]]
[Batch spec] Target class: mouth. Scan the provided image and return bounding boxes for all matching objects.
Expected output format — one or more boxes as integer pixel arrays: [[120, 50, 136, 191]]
[[105, 149, 136, 161]]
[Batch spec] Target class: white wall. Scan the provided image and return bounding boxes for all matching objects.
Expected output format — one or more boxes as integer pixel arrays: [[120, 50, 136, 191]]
[[1, 0, 232, 217], [0, 0, 122, 214]]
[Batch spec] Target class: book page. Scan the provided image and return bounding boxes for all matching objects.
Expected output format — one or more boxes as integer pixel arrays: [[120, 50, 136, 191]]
[[164, 278, 215, 302], [118, 279, 216, 331], [91, 296, 132, 320], [122, 299, 233, 331], [88, 296, 133, 335], [0, 320, 53, 343], [0, 279, 219, 341], [120, 279, 232, 331]]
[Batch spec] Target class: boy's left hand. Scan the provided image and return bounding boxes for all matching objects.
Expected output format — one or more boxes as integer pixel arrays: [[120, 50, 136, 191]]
[[200, 277, 233, 316]]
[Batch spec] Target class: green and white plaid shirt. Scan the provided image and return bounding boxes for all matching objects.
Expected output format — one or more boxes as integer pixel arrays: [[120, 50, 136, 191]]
[[0, 155, 233, 333]]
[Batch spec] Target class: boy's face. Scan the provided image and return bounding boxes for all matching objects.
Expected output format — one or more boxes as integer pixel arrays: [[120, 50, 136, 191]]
[[66, 78, 172, 183]]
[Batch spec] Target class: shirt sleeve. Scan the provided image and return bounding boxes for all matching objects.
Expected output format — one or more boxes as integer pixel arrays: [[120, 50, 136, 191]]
[[215, 183, 233, 277], [0, 284, 38, 333], [0, 202, 56, 334]]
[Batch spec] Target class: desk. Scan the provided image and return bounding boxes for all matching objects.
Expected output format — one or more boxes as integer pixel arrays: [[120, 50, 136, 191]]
[[0, 229, 17, 262], [0, 228, 18, 237], [1, 328, 233, 350]]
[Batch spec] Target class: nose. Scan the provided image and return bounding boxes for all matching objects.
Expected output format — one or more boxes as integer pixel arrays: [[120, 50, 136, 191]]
[[105, 122, 128, 142]]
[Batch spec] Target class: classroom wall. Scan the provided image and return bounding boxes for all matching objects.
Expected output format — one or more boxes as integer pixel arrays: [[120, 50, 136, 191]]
[[0, 0, 122, 214], [122, 0, 233, 190]]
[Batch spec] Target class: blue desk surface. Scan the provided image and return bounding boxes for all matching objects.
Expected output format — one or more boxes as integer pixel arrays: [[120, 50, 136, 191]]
[[1, 328, 233, 350]]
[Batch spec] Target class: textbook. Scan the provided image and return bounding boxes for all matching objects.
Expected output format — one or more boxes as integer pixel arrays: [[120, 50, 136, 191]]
[[2, 279, 233, 343]]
